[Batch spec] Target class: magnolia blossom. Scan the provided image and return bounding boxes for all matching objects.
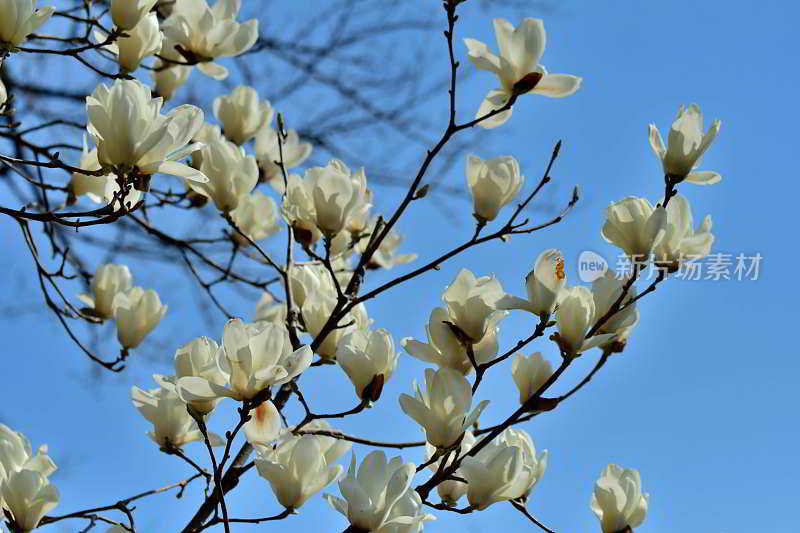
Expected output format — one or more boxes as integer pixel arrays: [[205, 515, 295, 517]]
[[284, 160, 369, 237], [253, 293, 287, 324], [649, 104, 722, 184], [77, 263, 133, 319], [336, 328, 399, 401], [1, 469, 59, 532], [555, 286, 613, 357], [591, 272, 639, 348], [466, 154, 524, 221], [131, 382, 222, 448], [185, 136, 257, 212], [464, 18, 582, 128], [460, 429, 547, 508], [0, 79, 7, 108], [0, 426, 58, 532], [229, 191, 280, 243], [498, 248, 566, 317], [512, 352, 553, 405], [70, 137, 143, 210], [442, 269, 507, 342], [0, 0, 55, 49], [255, 127, 312, 188], [169, 336, 226, 415], [100, 13, 163, 73], [651, 194, 714, 270], [152, 59, 191, 100], [86, 79, 206, 183], [288, 265, 327, 308], [282, 172, 322, 245], [302, 293, 369, 360], [355, 215, 417, 270], [112, 287, 167, 349], [177, 319, 312, 404], [111, 0, 158, 30], [399, 367, 488, 449], [601, 197, 667, 263], [325, 451, 434, 533], [590, 464, 649, 533], [423, 431, 476, 505], [500, 428, 548, 500], [213, 85, 273, 145], [459, 438, 521, 510], [402, 307, 499, 375], [0, 425, 56, 485], [255, 434, 343, 509], [161, 0, 258, 80]]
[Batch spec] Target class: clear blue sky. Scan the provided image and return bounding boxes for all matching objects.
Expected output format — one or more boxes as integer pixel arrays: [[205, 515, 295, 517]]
[[1, 1, 797, 532]]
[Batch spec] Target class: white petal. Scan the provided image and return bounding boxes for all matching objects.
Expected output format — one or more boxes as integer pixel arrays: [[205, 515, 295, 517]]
[[531, 74, 582, 98]]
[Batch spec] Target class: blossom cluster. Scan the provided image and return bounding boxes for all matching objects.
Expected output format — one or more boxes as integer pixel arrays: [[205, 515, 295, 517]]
[[0, 1, 727, 532]]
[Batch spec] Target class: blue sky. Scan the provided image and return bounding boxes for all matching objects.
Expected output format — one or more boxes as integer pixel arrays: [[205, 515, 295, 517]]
[[1, 1, 798, 532]]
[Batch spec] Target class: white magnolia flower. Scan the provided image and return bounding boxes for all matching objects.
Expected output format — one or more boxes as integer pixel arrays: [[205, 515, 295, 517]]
[[651, 194, 714, 270], [0, 79, 7, 108], [170, 336, 226, 415], [213, 85, 273, 145], [131, 382, 222, 448], [86, 79, 206, 183], [591, 272, 639, 347], [1, 469, 58, 532], [186, 136, 258, 212], [555, 286, 614, 357], [255, 434, 343, 509], [112, 286, 167, 349], [499, 428, 548, 500], [402, 307, 498, 375], [111, 0, 158, 30], [649, 104, 722, 184], [399, 367, 489, 449], [358, 216, 417, 270], [442, 269, 507, 342], [590, 464, 649, 533], [464, 18, 582, 128], [601, 197, 668, 263], [285, 160, 369, 237], [466, 154, 524, 221], [336, 328, 398, 400], [288, 265, 327, 308], [255, 127, 312, 189], [423, 431, 475, 505], [302, 293, 369, 360], [512, 352, 553, 405], [0, 0, 55, 49], [282, 172, 322, 245], [253, 292, 287, 324], [229, 191, 280, 243], [325, 451, 434, 533], [498, 248, 566, 317], [100, 12, 163, 73], [161, 0, 258, 80], [459, 438, 521, 510], [152, 60, 191, 100], [77, 263, 133, 319], [177, 319, 312, 403], [0, 425, 56, 484]]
